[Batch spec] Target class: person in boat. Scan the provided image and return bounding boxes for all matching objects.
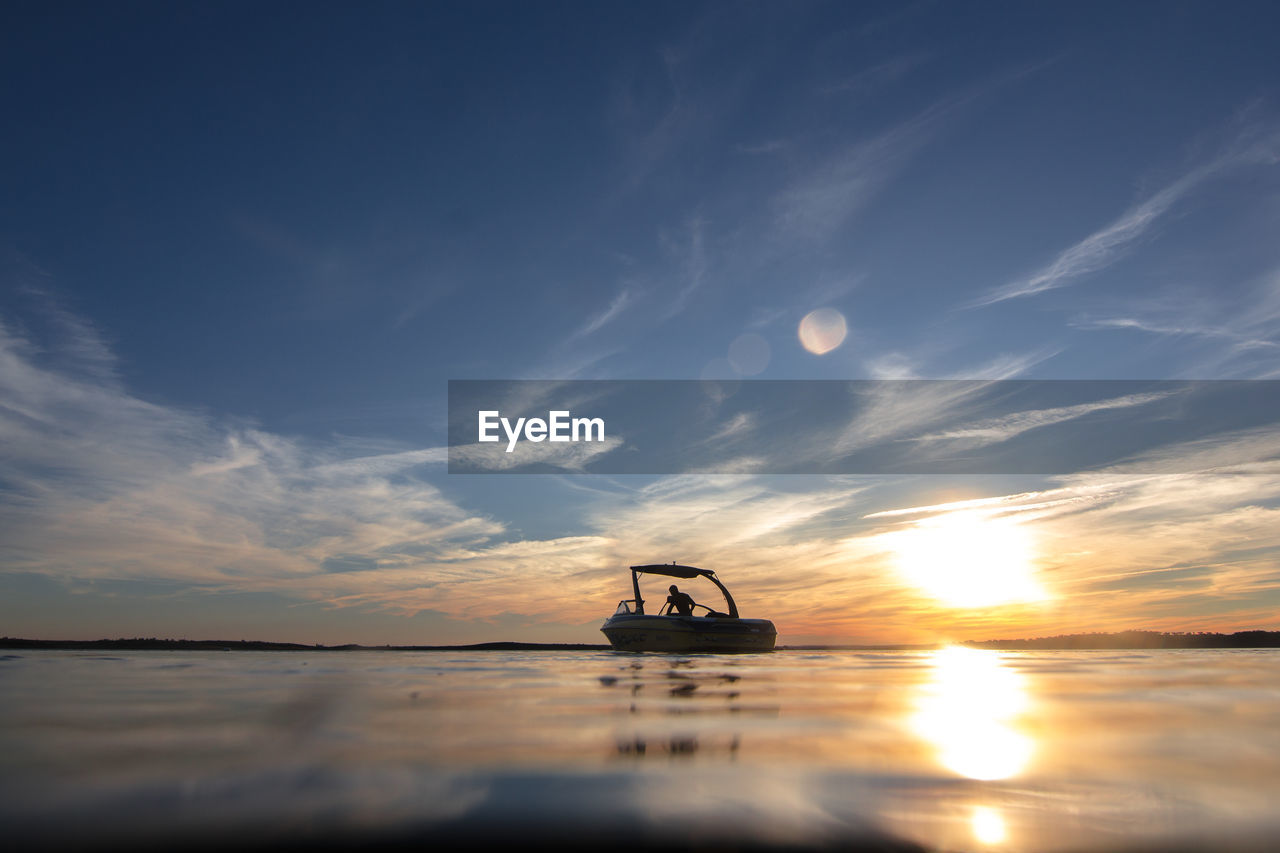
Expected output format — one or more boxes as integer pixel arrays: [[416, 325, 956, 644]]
[[667, 584, 696, 618]]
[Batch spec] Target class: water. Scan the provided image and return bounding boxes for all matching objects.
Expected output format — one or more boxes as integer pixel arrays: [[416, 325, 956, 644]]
[[2, 648, 1278, 851]]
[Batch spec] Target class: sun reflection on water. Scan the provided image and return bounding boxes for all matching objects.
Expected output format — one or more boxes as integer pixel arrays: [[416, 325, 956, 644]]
[[912, 646, 1034, 781], [971, 805, 1007, 844]]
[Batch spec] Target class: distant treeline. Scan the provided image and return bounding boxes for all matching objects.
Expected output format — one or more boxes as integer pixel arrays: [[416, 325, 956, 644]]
[[0, 637, 612, 652], [966, 630, 1280, 649]]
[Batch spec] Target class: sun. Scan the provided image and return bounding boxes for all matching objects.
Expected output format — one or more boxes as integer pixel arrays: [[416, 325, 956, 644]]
[[889, 510, 1046, 607]]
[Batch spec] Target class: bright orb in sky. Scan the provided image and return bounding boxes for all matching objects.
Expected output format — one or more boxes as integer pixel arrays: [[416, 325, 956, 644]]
[[797, 308, 847, 355], [890, 511, 1044, 608]]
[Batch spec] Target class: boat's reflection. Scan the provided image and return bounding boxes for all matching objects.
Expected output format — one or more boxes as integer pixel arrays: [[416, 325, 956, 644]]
[[599, 656, 775, 761], [614, 733, 742, 759], [599, 657, 772, 711]]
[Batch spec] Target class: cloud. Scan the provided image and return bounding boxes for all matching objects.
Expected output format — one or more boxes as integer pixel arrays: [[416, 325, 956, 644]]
[[773, 63, 1049, 247], [865, 344, 1060, 383], [587, 475, 872, 559], [773, 97, 955, 243], [659, 215, 710, 318], [0, 307, 645, 633], [950, 348, 1062, 380], [973, 171, 1211, 307], [1071, 266, 1280, 376], [572, 287, 634, 339], [734, 139, 790, 155], [864, 353, 922, 379], [908, 390, 1175, 447], [606, 6, 757, 192], [449, 434, 625, 472], [7, 299, 1280, 644], [1, 282, 121, 387], [705, 412, 755, 443], [857, 425, 1280, 636], [0, 308, 503, 597], [809, 376, 1026, 467], [973, 115, 1280, 307], [818, 52, 930, 96]]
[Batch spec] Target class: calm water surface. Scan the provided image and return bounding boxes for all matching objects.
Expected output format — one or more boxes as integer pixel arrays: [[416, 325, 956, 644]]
[[2, 648, 1278, 850]]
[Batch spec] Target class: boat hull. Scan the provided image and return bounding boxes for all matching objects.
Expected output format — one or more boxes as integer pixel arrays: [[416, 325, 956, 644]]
[[601, 614, 776, 653]]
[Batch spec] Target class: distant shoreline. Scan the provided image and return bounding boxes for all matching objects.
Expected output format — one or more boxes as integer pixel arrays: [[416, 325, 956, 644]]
[[964, 630, 1280, 649], [2, 630, 1278, 652], [0, 638, 614, 652]]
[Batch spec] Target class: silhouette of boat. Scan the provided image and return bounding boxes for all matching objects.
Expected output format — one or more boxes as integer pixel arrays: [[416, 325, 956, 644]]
[[601, 564, 777, 652]]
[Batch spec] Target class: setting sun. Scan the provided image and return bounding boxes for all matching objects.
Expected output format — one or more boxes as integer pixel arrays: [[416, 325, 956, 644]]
[[889, 511, 1046, 608]]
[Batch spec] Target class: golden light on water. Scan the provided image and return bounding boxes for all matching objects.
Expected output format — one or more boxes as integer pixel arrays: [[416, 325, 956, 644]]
[[913, 647, 1034, 781], [971, 806, 1007, 844], [797, 308, 847, 355], [889, 511, 1045, 607]]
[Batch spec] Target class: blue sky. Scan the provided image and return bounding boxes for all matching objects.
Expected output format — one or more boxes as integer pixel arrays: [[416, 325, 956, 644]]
[[3, 1, 1280, 644]]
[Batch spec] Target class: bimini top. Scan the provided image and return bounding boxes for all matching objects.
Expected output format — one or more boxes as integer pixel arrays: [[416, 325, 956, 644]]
[[626, 563, 738, 618], [629, 563, 716, 579]]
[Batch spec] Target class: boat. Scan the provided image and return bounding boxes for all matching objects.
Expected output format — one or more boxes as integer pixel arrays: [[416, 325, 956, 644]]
[[600, 563, 777, 652]]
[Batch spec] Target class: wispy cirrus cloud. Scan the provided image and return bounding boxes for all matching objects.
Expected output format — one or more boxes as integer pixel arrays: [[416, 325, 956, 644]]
[[571, 287, 635, 339], [818, 51, 930, 96], [972, 113, 1280, 307], [449, 434, 625, 472], [775, 62, 1052, 247], [908, 390, 1174, 447], [0, 307, 498, 594], [827, 349, 1061, 459], [0, 305, 653, 636], [773, 97, 954, 243], [734, 138, 790, 156], [659, 215, 710, 318], [972, 169, 1213, 307], [1071, 267, 1280, 376], [865, 352, 923, 379]]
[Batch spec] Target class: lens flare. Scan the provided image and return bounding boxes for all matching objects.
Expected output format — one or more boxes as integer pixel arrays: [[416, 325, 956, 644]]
[[798, 308, 847, 355]]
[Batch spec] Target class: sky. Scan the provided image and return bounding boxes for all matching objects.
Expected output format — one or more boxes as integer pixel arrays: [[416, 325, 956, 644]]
[[2, 0, 1280, 645]]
